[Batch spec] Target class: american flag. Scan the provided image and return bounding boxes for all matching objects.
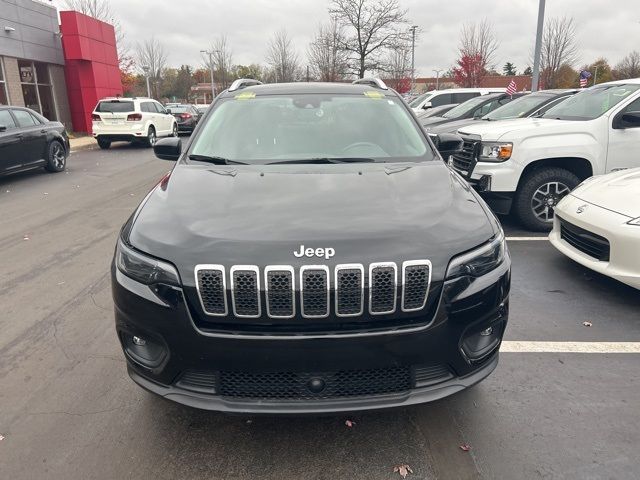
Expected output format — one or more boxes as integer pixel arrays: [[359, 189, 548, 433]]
[[506, 79, 517, 96], [579, 70, 592, 88]]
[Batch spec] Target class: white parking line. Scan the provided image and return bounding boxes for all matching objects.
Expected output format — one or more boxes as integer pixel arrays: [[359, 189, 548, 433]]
[[501, 341, 640, 353], [505, 237, 548, 241]]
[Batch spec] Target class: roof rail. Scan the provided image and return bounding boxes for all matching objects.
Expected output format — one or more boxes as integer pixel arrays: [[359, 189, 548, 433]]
[[352, 78, 388, 90], [228, 78, 263, 92]]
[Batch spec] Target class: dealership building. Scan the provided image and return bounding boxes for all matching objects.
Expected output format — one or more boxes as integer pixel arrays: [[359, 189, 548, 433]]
[[0, 0, 122, 132]]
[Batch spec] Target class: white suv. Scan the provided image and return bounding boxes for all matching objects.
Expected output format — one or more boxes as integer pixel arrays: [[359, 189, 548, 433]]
[[409, 88, 506, 113], [92, 97, 178, 149]]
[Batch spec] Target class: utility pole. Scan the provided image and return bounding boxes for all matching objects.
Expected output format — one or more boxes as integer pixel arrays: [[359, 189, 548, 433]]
[[200, 50, 216, 101], [142, 65, 151, 98], [306, 65, 310, 82], [531, 0, 546, 92], [593, 65, 599, 85], [409, 25, 418, 93], [433, 69, 443, 90]]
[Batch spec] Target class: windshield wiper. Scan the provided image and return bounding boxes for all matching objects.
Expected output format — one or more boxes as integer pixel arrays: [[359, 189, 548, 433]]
[[267, 157, 376, 165], [188, 154, 248, 165]]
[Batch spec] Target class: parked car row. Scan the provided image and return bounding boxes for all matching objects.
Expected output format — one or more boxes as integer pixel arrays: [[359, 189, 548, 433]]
[[91, 98, 207, 149]]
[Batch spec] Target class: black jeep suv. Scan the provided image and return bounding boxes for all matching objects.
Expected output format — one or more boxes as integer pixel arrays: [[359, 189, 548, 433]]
[[111, 78, 511, 413]]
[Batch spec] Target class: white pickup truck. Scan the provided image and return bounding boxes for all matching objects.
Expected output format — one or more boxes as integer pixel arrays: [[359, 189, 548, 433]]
[[449, 79, 640, 231]]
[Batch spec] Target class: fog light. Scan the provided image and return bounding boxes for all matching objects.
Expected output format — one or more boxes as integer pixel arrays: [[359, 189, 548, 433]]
[[121, 332, 166, 368], [132, 336, 146, 346], [480, 327, 493, 336]]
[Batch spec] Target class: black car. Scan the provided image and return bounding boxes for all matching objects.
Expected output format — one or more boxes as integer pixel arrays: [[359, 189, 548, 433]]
[[111, 78, 511, 413], [421, 93, 526, 131], [427, 89, 579, 135], [167, 104, 200, 133], [0, 106, 69, 177]]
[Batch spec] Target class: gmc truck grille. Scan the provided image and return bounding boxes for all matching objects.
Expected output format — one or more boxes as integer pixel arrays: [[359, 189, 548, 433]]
[[195, 261, 432, 319], [559, 217, 610, 261], [450, 138, 478, 176]]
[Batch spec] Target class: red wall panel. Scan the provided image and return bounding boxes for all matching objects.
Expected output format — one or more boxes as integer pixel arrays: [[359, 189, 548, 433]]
[[61, 11, 122, 133]]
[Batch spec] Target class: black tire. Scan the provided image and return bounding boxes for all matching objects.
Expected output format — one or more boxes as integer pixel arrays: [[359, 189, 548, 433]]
[[97, 138, 111, 150], [514, 167, 580, 231], [44, 140, 66, 173], [172, 123, 179, 137], [145, 126, 157, 148]]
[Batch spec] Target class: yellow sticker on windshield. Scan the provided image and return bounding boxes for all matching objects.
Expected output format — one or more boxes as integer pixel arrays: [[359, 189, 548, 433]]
[[363, 90, 384, 99], [235, 91, 256, 100]]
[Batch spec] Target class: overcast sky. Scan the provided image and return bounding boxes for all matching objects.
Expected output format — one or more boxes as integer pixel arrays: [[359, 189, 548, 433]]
[[52, 0, 640, 76]]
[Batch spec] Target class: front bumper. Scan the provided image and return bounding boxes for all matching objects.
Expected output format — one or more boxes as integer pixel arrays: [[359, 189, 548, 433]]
[[112, 256, 510, 413], [549, 195, 640, 290]]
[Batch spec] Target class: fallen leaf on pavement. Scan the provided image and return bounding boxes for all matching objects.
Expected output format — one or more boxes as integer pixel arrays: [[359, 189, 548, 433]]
[[583, 321, 592, 327], [393, 464, 413, 478], [345, 420, 355, 428], [0, 434, 4, 441], [459, 444, 472, 451], [43, 192, 48, 195], [23, 235, 30, 241]]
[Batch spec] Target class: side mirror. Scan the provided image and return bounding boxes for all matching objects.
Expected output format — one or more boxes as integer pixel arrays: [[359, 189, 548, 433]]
[[432, 133, 463, 159], [165, 108, 172, 114], [422, 101, 433, 110], [154, 137, 182, 161], [613, 111, 640, 129], [0, 125, 6, 132]]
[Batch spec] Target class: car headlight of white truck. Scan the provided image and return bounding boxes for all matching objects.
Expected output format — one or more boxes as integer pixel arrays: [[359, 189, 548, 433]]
[[479, 142, 513, 162]]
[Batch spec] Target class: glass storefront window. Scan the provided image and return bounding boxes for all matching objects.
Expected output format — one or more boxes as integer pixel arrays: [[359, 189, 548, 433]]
[[22, 84, 40, 112], [38, 85, 55, 120], [18, 60, 56, 120], [0, 58, 8, 105]]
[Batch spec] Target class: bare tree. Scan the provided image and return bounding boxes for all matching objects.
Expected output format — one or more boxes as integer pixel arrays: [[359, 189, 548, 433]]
[[538, 17, 579, 88], [307, 20, 350, 82], [201, 35, 234, 90], [330, 0, 408, 78], [614, 51, 640, 80], [458, 19, 498, 72], [383, 33, 412, 82], [266, 30, 300, 83], [136, 37, 168, 98]]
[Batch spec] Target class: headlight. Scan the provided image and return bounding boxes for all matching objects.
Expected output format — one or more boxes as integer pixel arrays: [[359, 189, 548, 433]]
[[115, 239, 180, 286], [627, 217, 640, 226], [479, 142, 512, 162], [446, 232, 506, 280]]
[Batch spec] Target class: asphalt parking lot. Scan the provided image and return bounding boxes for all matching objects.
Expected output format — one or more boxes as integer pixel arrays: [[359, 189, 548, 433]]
[[1, 145, 639, 480]]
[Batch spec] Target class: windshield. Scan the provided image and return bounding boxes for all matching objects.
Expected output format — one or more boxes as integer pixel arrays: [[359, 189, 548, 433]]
[[442, 95, 491, 118], [190, 93, 434, 163], [483, 93, 553, 120], [96, 101, 134, 113], [169, 106, 190, 113], [408, 92, 432, 108], [542, 84, 640, 120]]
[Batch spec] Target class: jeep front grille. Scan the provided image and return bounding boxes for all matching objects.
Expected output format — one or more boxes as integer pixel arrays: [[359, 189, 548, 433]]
[[230, 266, 261, 318], [195, 260, 432, 320]]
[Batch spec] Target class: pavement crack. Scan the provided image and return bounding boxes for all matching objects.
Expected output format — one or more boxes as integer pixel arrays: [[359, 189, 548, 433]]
[[27, 403, 134, 417]]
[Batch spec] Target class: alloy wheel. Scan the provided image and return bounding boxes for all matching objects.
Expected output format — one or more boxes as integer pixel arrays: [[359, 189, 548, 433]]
[[531, 181, 570, 223], [52, 143, 65, 169]]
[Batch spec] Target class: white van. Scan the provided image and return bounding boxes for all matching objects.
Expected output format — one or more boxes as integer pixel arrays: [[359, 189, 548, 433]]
[[409, 88, 506, 113]]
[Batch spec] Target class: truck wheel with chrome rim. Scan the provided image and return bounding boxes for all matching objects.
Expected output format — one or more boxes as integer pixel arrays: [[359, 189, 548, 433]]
[[514, 167, 580, 232], [44, 140, 66, 173]]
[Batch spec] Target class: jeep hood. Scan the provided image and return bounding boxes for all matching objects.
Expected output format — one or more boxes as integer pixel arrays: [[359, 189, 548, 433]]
[[457, 117, 578, 141], [128, 162, 496, 283], [571, 168, 640, 218]]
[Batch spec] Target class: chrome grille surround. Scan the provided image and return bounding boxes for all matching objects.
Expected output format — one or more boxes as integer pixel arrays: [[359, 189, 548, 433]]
[[368, 262, 398, 315], [401, 260, 432, 312], [334, 263, 365, 317], [264, 265, 295, 319], [300, 265, 330, 319], [230, 265, 261, 318], [194, 264, 228, 316]]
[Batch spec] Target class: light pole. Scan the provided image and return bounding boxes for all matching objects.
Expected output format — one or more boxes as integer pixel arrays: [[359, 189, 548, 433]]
[[200, 50, 216, 101], [409, 25, 418, 93], [142, 65, 151, 98], [531, 0, 546, 92], [593, 65, 599, 86], [433, 69, 443, 90]]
